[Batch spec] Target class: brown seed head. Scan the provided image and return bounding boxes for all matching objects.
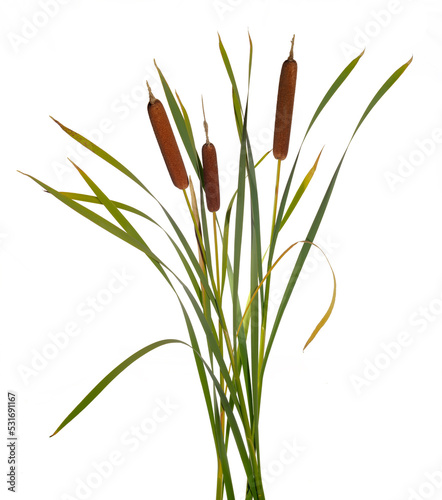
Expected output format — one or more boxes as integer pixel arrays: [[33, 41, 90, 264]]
[[273, 35, 298, 161], [201, 98, 220, 212], [202, 142, 220, 212], [146, 81, 188, 190]]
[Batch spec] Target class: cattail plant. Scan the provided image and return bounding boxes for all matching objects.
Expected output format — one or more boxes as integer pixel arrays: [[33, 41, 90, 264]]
[[21, 33, 411, 500]]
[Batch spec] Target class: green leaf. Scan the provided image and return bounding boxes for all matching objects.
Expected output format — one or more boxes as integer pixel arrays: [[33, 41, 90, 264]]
[[218, 34, 243, 138], [20, 172, 147, 254], [60, 191, 203, 302], [232, 103, 248, 346], [176, 92, 204, 180], [70, 161, 144, 243], [280, 146, 323, 230], [50, 117, 149, 192], [50, 339, 182, 437], [154, 62, 200, 177], [59, 192, 156, 224], [303, 49, 365, 139]]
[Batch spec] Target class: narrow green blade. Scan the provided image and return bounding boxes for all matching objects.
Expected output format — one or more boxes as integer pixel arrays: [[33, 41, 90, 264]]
[[20, 172, 146, 253], [154, 62, 200, 176], [218, 34, 243, 137], [50, 339, 182, 436], [303, 49, 365, 138], [280, 147, 323, 230], [50, 117, 149, 192], [59, 192, 156, 224]]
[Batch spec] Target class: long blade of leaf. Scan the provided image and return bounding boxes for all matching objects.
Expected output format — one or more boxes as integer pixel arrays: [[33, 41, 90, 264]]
[[50, 117, 149, 192], [154, 62, 200, 176], [59, 192, 156, 223], [71, 162, 144, 243], [280, 146, 323, 230], [303, 49, 365, 139], [20, 172, 147, 253], [50, 339, 181, 436], [219, 34, 243, 138]]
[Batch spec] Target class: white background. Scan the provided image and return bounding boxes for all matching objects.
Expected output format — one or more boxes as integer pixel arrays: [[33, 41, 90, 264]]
[[2, 0, 442, 499]]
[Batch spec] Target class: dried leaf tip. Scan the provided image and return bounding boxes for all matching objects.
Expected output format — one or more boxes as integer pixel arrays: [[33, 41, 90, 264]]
[[288, 34, 295, 61], [201, 96, 210, 144], [146, 80, 157, 104]]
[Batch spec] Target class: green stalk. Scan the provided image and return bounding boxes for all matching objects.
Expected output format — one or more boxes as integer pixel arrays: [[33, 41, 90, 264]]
[[258, 158, 282, 386], [213, 213, 225, 500], [270, 159, 282, 242]]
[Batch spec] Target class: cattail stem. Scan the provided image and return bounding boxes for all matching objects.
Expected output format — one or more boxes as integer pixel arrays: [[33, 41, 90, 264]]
[[258, 159, 282, 383], [213, 212, 220, 293], [216, 463, 223, 500], [213, 211, 224, 440], [270, 159, 282, 242], [183, 189, 206, 265]]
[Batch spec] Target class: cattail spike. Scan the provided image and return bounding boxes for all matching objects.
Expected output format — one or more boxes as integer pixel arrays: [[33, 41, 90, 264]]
[[147, 82, 188, 190], [273, 35, 298, 160], [146, 80, 157, 104], [289, 34, 295, 61], [201, 96, 210, 145]]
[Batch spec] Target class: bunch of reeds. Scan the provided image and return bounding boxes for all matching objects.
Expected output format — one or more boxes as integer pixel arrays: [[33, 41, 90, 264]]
[[21, 34, 411, 499]]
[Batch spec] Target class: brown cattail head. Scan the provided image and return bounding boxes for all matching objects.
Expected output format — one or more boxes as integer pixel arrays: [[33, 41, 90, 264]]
[[201, 98, 220, 212], [202, 143, 220, 212], [146, 81, 189, 190], [273, 35, 298, 161]]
